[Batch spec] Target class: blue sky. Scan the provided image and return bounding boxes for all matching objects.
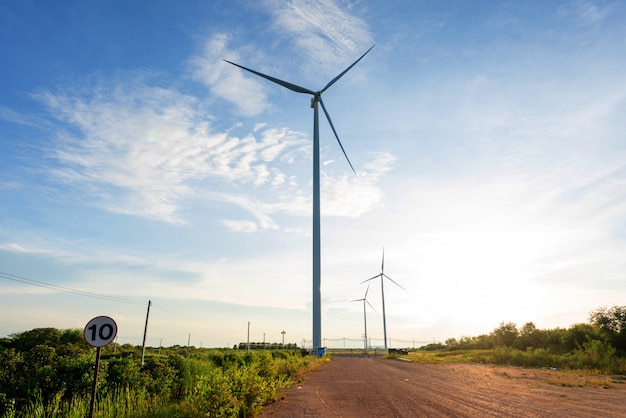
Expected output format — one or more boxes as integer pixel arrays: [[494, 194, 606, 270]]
[[1, 0, 625, 349]]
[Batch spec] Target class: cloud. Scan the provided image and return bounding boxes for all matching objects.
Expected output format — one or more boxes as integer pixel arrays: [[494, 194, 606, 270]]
[[218, 192, 279, 232], [215, 152, 395, 231], [0, 105, 47, 128], [558, 1, 613, 25], [0, 180, 22, 190], [189, 33, 270, 117], [33, 78, 312, 224], [266, 0, 373, 74], [575, 0, 612, 23], [35, 78, 390, 228], [322, 151, 395, 217], [18, 1, 385, 231]]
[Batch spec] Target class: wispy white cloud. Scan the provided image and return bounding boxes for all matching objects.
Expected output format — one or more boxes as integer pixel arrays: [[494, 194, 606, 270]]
[[558, 0, 613, 25], [0, 180, 22, 190], [34, 79, 311, 224], [33, 75, 390, 229], [0, 105, 45, 128], [265, 0, 373, 74], [322, 151, 395, 217], [190, 33, 271, 117], [215, 151, 394, 231], [218, 192, 279, 232]]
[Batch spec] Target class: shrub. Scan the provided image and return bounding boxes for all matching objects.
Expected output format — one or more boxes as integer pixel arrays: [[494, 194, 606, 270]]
[[573, 339, 617, 372], [105, 356, 143, 393], [186, 368, 239, 417], [142, 357, 177, 398]]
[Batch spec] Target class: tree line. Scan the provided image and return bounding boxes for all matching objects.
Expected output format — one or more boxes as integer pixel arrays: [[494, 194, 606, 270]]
[[423, 305, 626, 354]]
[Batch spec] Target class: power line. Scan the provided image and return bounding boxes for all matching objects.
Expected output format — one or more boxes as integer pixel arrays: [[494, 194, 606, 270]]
[[0, 271, 146, 306]]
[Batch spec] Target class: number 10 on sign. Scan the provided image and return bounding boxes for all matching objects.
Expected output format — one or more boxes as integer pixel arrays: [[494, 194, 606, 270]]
[[84, 316, 117, 347]]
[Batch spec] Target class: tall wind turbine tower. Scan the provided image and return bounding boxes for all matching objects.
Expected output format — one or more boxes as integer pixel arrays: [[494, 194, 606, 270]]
[[351, 282, 375, 350], [362, 248, 405, 350], [224, 45, 374, 354]]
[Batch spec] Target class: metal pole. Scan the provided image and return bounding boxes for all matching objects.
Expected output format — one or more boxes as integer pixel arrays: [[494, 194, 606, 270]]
[[141, 300, 151, 367], [312, 97, 321, 354], [247, 321, 250, 353], [363, 300, 368, 350], [381, 275, 388, 349], [89, 346, 101, 418]]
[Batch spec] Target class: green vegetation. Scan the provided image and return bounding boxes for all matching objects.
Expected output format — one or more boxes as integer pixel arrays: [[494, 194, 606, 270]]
[[412, 305, 626, 375], [0, 328, 321, 417], [2, 305, 625, 416]]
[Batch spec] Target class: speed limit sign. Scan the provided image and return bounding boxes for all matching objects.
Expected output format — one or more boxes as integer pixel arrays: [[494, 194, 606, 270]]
[[84, 316, 118, 347]]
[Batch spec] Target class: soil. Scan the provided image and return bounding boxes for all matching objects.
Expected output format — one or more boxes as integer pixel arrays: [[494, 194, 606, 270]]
[[260, 355, 626, 417]]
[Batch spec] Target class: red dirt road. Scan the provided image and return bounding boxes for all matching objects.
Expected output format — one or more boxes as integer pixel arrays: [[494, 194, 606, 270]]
[[261, 356, 626, 417]]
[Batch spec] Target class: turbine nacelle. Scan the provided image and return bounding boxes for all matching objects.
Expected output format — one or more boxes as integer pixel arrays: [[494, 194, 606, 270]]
[[311, 95, 320, 109]]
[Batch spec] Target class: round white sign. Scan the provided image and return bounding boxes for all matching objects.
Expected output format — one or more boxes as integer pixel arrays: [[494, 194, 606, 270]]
[[84, 316, 118, 347]]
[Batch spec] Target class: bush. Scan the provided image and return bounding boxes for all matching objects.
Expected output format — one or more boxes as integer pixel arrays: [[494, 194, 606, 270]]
[[105, 356, 143, 393], [186, 368, 239, 417], [142, 357, 177, 398], [574, 339, 617, 372]]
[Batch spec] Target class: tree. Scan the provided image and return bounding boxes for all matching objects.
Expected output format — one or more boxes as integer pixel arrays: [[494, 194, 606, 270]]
[[8, 328, 61, 352], [560, 323, 600, 352], [491, 322, 518, 347], [589, 305, 626, 352], [514, 322, 543, 350]]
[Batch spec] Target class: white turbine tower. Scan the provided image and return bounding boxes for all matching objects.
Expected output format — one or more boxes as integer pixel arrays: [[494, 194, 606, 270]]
[[224, 45, 375, 355], [362, 248, 405, 350], [351, 282, 376, 350]]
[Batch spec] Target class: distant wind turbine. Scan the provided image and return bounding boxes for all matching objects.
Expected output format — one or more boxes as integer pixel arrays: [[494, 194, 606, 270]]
[[351, 282, 376, 350], [362, 248, 405, 350], [224, 45, 375, 354]]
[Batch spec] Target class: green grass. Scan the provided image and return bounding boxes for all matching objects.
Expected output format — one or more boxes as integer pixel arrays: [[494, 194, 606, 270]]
[[408, 346, 626, 375]]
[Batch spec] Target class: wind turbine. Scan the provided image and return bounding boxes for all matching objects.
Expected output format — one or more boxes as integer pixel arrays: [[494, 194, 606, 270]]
[[351, 282, 376, 350], [224, 45, 375, 354], [362, 248, 405, 350]]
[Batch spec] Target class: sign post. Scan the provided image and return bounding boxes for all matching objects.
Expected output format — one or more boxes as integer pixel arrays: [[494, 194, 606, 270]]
[[84, 316, 118, 418]]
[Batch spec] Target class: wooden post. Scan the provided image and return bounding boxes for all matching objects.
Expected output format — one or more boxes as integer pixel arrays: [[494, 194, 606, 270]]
[[141, 300, 151, 367], [89, 346, 101, 418]]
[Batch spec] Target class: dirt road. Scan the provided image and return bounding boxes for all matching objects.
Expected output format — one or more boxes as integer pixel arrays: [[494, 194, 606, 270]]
[[261, 355, 626, 417]]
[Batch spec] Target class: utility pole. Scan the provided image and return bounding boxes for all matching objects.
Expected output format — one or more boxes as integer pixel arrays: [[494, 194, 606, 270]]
[[247, 321, 250, 353], [141, 300, 151, 367]]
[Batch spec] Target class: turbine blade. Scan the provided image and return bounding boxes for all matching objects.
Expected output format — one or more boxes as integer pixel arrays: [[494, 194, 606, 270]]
[[383, 273, 406, 291], [319, 97, 356, 174], [223, 60, 315, 95], [366, 299, 377, 312], [361, 274, 380, 284], [381, 247, 385, 273], [320, 44, 375, 94], [364, 282, 371, 299], [350, 298, 364, 302]]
